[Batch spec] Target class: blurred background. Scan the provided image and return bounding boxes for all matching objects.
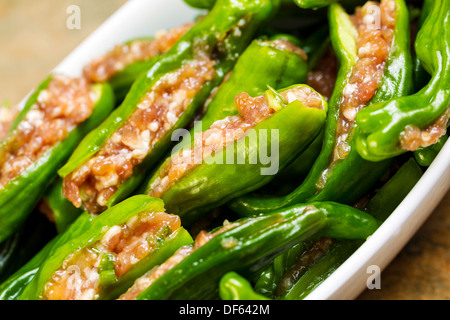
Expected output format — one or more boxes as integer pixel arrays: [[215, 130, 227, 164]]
[[0, 0, 448, 300]]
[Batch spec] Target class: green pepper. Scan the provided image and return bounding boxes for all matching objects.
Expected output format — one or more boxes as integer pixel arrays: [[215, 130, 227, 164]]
[[258, 37, 335, 194], [119, 201, 380, 300], [280, 239, 360, 300], [293, 0, 366, 9], [367, 157, 423, 221], [147, 37, 311, 202], [0, 234, 21, 282], [293, 0, 334, 8], [219, 272, 269, 300], [278, 158, 422, 300], [260, 131, 324, 196], [186, 31, 326, 200], [186, 0, 367, 10], [198, 38, 309, 130], [40, 179, 84, 234], [0, 238, 59, 301], [229, 0, 413, 217], [0, 212, 95, 300], [412, 0, 432, 93], [0, 78, 115, 244], [267, 24, 330, 70], [259, 30, 336, 195], [58, 0, 280, 214], [184, 0, 293, 9], [253, 240, 317, 297], [142, 85, 327, 225], [183, 0, 216, 9], [413, 134, 448, 167], [21, 195, 192, 300], [98, 253, 118, 287], [355, 0, 450, 161], [275, 238, 344, 299]]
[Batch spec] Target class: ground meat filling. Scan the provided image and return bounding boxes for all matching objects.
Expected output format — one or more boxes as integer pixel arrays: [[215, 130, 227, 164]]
[[42, 211, 181, 300], [333, 0, 396, 163], [0, 76, 95, 188], [148, 86, 324, 198], [118, 220, 239, 300], [63, 59, 216, 212], [400, 108, 450, 151], [83, 22, 194, 83], [270, 39, 308, 61], [118, 245, 193, 300], [0, 106, 19, 141]]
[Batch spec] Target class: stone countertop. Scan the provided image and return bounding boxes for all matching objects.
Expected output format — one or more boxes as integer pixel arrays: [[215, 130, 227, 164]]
[[0, 0, 448, 300]]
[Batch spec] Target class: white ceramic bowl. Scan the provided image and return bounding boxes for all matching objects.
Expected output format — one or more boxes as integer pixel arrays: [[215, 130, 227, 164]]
[[44, 0, 450, 299]]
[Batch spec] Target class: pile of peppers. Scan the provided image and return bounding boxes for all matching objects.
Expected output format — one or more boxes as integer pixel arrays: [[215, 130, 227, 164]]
[[0, 0, 447, 300]]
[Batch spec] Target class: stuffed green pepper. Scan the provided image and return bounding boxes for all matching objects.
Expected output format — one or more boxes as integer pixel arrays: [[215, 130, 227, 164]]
[[144, 85, 327, 225], [0, 75, 115, 243], [230, 0, 413, 216], [20, 196, 192, 300], [59, 0, 279, 214]]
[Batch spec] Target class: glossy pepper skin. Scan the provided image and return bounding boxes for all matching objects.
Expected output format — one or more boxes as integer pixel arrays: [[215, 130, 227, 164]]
[[183, 0, 216, 9], [0, 79, 115, 244], [280, 239, 360, 300], [219, 272, 269, 300], [355, 0, 450, 161], [41, 179, 84, 234], [143, 85, 327, 226], [183, 0, 366, 10], [0, 234, 21, 282], [183, 0, 289, 9], [129, 201, 380, 300], [413, 135, 448, 167], [293, 0, 365, 9], [253, 240, 314, 297], [367, 157, 422, 221], [261, 131, 324, 196], [232, 240, 359, 300], [0, 212, 95, 300], [0, 239, 56, 300], [58, 0, 280, 211], [277, 158, 422, 300], [20, 196, 193, 300], [412, 0, 432, 93], [229, 0, 413, 217]]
